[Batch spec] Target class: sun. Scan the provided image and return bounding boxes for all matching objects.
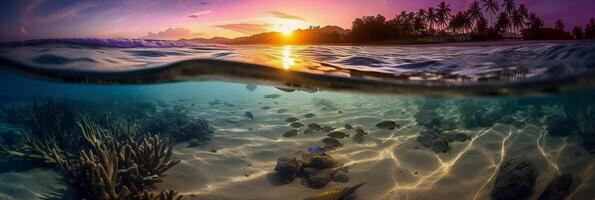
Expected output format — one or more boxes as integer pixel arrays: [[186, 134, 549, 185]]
[[274, 20, 303, 36], [281, 28, 294, 36]]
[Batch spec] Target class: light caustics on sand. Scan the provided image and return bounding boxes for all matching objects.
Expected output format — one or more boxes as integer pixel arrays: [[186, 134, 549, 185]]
[[536, 131, 563, 175], [471, 128, 514, 200], [393, 127, 494, 191]]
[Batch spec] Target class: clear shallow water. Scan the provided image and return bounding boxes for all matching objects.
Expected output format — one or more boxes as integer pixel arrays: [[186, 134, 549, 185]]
[[0, 39, 594, 200]]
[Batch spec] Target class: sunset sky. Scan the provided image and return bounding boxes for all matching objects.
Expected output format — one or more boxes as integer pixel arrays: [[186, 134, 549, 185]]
[[0, 0, 593, 41]]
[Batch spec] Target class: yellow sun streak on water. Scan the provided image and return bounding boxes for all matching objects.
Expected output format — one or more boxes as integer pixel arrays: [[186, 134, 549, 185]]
[[282, 45, 295, 70], [471, 128, 513, 200], [536, 132, 562, 175]]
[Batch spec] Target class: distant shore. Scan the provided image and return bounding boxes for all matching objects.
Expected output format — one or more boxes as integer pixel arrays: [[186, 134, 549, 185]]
[[215, 39, 582, 47]]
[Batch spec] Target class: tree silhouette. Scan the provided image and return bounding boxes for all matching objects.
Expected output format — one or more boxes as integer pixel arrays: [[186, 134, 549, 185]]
[[585, 19, 595, 39], [495, 12, 511, 35], [414, 9, 427, 35], [511, 9, 525, 36], [482, 0, 500, 27], [467, 1, 484, 23], [502, 0, 517, 35], [437, 1, 452, 31], [502, 0, 516, 16], [572, 26, 584, 39], [350, 15, 389, 43], [426, 7, 438, 32], [555, 19, 565, 32], [449, 11, 473, 39], [518, 4, 529, 20]]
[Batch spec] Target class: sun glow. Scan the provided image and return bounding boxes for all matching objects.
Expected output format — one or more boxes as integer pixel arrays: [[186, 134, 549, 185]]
[[280, 28, 294, 36], [273, 19, 304, 37]]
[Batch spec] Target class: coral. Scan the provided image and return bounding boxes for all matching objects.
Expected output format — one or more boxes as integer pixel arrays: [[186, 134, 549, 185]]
[[457, 100, 498, 128], [0, 99, 185, 200], [143, 108, 213, 143], [140, 190, 183, 200], [56, 117, 182, 200], [179, 118, 213, 142], [119, 134, 180, 177]]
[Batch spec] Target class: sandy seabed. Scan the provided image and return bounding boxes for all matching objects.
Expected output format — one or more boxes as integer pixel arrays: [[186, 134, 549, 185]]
[[0, 91, 594, 200]]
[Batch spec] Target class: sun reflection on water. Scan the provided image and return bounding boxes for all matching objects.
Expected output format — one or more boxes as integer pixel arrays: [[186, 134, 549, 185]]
[[282, 45, 295, 69]]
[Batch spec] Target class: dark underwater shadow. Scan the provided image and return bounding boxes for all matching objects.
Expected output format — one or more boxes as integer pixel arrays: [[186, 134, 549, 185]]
[[0, 157, 48, 173], [266, 172, 286, 186]]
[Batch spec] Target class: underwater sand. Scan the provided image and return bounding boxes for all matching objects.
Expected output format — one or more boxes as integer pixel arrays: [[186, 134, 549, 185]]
[[0, 83, 594, 200], [147, 92, 595, 200]]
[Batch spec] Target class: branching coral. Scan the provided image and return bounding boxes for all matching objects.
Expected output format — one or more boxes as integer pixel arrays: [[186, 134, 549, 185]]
[[57, 116, 182, 200], [119, 134, 180, 177], [140, 190, 183, 200], [143, 107, 213, 143], [0, 99, 186, 199]]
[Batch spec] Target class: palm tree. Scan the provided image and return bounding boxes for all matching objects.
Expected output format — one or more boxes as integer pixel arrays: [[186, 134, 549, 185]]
[[467, 1, 483, 23], [502, 0, 516, 15], [462, 12, 474, 36], [518, 4, 529, 19], [418, 8, 427, 18], [555, 19, 565, 32], [481, 0, 500, 27], [414, 13, 427, 35], [496, 12, 511, 36], [528, 13, 544, 30], [437, 1, 452, 31], [426, 7, 438, 32], [572, 26, 584, 39], [511, 9, 525, 37], [415, 9, 427, 35], [502, 0, 516, 34], [448, 12, 463, 39], [475, 16, 489, 35]]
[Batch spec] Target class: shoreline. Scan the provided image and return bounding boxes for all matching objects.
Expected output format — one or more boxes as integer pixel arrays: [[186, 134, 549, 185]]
[[217, 39, 582, 47]]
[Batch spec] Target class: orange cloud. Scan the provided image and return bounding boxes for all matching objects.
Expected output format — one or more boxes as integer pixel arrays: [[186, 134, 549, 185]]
[[268, 11, 306, 21]]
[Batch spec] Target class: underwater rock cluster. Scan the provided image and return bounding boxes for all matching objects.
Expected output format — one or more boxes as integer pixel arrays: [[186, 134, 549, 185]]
[[274, 151, 348, 189], [413, 100, 468, 153], [492, 158, 537, 200], [491, 158, 576, 200], [0, 99, 215, 199]]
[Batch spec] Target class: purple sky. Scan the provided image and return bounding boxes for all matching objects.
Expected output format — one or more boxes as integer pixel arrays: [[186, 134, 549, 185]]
[[0, 0, 593, 41]]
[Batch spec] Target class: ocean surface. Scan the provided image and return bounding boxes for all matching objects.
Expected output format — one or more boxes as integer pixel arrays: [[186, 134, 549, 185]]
[[0, 39, 594, 200]]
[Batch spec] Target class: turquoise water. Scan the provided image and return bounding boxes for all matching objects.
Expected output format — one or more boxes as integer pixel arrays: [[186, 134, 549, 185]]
[[0, 40, 594, 200]]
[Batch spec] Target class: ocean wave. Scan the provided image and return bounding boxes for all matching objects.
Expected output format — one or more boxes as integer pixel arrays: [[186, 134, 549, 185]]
[[0, 38, 201, 48], [0, 40, 594, 96]]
